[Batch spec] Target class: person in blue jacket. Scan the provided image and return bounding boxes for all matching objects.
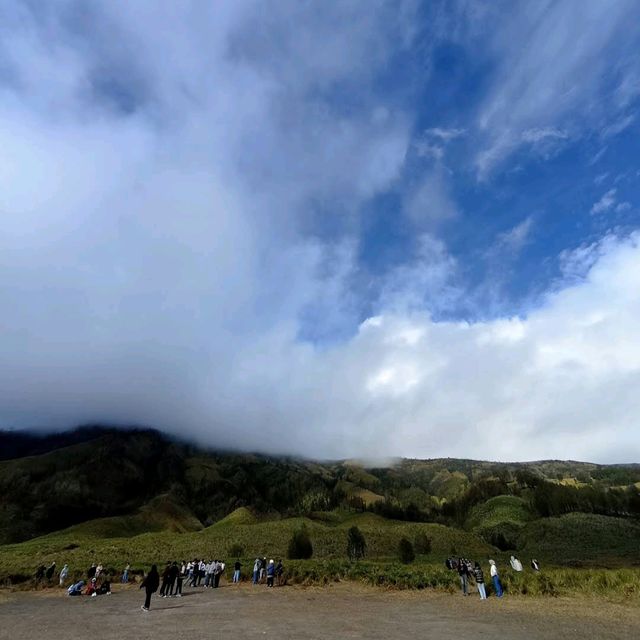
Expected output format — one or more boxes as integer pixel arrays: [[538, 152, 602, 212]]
[[266, 559, 275, 587], [67, 580, 84, 596]]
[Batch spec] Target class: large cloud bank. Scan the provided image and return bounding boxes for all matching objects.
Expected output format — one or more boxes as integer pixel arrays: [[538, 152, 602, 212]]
[[1, 2, 639, 461]]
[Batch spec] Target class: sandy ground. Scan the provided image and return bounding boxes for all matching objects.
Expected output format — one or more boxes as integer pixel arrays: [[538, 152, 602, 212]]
[[1, 582, 639, 640]]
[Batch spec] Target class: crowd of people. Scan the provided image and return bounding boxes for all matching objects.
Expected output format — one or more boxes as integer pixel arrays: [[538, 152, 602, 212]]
[[36, 556, 283, 610], [252, 557, 284, 587], [445, 555, 540, 600], [37, 551, 541, 608]]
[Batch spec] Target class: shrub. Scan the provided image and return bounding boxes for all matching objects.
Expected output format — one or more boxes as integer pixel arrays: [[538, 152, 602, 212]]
[[228, 543, 244, 557], [287, 526, 313, 559], [398, 537, 415, 564], [347, 526, 367, 561], [414, 532, 432, 555]]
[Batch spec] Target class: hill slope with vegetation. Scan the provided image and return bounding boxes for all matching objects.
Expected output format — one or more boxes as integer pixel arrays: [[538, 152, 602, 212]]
[[0, 425, 639, 578]]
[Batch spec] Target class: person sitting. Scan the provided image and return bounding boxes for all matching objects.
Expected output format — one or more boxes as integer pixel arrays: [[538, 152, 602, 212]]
[[67, 580, 84, 596], [98, 580, 111, 595], [86, 578, 98, 597]]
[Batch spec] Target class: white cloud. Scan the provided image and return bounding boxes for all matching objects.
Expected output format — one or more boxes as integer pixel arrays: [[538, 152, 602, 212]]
[[594, 172, 609, 185], [405, 169, 459, 227], [413, 127, 465, 161], [219, 232, 640, 461], [1, 2, 640, 463], [616, 201, 632, 213], [601, 112, 636, 138], [424, 127, 466, 142], [475, 1, 640, 177], [496, 216, 534, 254], [591, 188, 618, 214]]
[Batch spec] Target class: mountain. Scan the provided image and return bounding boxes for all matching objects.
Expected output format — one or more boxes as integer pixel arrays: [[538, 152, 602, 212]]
[[1, 426, 639, 550]]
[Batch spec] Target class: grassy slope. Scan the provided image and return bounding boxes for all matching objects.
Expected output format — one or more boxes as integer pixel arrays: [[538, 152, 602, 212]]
[[466, 495, 533, 531], [518, 513, 640, 566], [0, 509, 492, 581], [56, 494, 203, 539]]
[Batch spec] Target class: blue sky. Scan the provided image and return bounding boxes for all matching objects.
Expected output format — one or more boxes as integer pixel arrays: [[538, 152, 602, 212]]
[[1, 1, 640, 461]]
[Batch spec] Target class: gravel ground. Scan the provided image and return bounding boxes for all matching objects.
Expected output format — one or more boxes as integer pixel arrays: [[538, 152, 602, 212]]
[[1, 582, 639, 639]]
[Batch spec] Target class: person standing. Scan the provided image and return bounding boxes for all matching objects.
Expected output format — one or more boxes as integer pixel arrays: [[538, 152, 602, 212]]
[[203, 560, 210, 588], [214, 560, 224, 588], [140, 565, 160, 611], [59, 564, 69, 587], [252, 558, 260, 585], [489, 560, 503, 598], [188, 559, 197, 587], [473, 562, 487, 600], [121, 563, 130, 584], [198, 559, 206, 586], [160, 562, 172, 597], [260, 557, 267, 582], [457, 558, 469, 596], [266, 560, 275, 587], [233, 559, 241, 583], [275, 560, 283, 586], [175, 562, 185, 597], [45, 561, 56, 582], [168, 562, 179, 596]]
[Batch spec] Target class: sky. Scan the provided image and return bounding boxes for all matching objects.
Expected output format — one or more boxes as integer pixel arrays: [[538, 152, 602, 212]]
[[1, 1, 640, 462]]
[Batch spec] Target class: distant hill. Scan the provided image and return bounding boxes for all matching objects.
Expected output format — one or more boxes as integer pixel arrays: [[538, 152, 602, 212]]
[[0, 425, 639, 566]]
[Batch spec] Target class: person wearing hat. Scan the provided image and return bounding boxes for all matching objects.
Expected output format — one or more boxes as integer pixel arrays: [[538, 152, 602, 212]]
[[59, 564, 69, 587], [266, 559, 275, 587]]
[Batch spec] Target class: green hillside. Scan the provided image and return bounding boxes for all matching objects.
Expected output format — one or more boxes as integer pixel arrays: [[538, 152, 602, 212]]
[[1, 426, 640, 584], [0, 509, 493, 582], [518, 513, 640, 566]]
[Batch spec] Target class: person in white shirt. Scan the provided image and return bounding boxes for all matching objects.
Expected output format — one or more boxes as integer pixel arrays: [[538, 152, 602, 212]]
[[489, 559, 503, 597]]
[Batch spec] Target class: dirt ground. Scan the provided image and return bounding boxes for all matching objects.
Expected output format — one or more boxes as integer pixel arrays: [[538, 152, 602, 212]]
[[1, 582, 639, 640]]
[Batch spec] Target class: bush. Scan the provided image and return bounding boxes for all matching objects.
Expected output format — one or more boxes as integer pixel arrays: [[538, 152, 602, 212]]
[[347, 526, 367, 561], [398, 537, 415, 564], [414, 532, 432, 555], [287, 526, 313, 559], [228, 543, 244, 558]]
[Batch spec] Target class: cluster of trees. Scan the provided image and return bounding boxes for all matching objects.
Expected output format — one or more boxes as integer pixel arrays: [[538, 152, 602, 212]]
[[287, 525, 431, 565], [531, 482, 640, 518]]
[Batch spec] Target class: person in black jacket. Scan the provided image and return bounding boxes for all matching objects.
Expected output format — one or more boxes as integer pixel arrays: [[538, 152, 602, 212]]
[[457, 558, 469, 596], [473, 562, 487, 600], [159, 562, 172, 597], [167, 562, 179, 596], [140, 565, 160, 611]]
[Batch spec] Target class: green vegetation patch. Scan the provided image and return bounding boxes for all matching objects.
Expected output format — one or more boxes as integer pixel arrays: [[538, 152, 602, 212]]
[[466, 495, 533, 531], [518, 513, 640, 566]]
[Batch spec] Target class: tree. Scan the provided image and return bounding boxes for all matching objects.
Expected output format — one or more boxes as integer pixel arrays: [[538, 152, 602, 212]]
[[414, 532, 432, 555], [347, 526, 367, 560], [398, 537, 415, 564], [287, 525, 313, 559]]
